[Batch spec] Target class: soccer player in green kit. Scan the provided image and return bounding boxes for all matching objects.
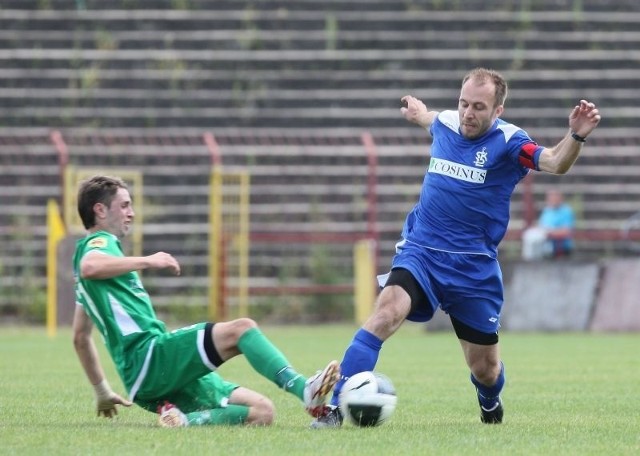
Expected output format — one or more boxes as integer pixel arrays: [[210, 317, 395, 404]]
[[72, 175, 339, 427]]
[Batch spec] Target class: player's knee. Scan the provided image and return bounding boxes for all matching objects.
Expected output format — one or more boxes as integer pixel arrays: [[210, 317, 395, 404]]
[[228, 317, 259, 338], [246, 397, 275, 426], [471, 360, 501, 386], [365, 294, 409, 338]]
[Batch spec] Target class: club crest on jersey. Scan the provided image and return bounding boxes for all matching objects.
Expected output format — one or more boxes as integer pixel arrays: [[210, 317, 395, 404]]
[[88, 237, 108, 248], [428, 157, 486, 184], [474, 147, 488, 167]]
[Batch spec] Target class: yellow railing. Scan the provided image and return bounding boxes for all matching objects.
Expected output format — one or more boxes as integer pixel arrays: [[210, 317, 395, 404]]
[[208, 168, 250, 321]]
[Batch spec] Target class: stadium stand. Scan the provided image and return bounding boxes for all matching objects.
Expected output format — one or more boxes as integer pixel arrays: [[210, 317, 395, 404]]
[[0, 130, 59, 314], [1, 1, 639, 322]]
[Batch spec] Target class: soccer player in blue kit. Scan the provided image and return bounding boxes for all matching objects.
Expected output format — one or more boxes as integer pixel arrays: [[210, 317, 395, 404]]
[[311, 67, 601, 428]]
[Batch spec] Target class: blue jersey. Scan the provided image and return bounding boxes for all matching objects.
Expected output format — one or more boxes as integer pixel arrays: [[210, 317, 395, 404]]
[[402, 110, 543, 258]]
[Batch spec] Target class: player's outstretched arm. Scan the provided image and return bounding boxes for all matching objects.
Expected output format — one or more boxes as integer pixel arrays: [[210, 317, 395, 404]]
[[400, 95, 438, 130], [538, 100, 601, 174], [80, 250, 181, 279], [72, 306, 133, 418]]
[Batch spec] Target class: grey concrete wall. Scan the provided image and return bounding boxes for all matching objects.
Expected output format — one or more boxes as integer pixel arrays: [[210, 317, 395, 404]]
[[590, 259, 640, 332], [501, 261, 599, 331]]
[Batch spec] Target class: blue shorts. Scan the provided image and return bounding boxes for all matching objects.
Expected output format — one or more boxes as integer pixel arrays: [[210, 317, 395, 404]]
[[386, 239, 504, 333]]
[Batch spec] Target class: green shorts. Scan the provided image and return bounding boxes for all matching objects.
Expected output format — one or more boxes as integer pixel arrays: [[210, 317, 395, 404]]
[[133, 322, 239, 413]]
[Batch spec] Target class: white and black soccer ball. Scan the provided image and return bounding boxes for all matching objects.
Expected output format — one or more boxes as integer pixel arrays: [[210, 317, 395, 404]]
[[338, 371, 397, 427]]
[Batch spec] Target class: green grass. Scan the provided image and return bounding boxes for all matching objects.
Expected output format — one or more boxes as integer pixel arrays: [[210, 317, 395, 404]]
[[1, 324, 639, 455]]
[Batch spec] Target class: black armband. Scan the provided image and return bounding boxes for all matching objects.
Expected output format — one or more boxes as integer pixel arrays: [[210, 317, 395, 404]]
[[571, 131, 586, 143]]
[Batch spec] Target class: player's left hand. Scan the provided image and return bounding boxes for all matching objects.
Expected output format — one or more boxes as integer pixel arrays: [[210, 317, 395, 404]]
[[569, 99, 601, 138], [96, 392, 133, 418]]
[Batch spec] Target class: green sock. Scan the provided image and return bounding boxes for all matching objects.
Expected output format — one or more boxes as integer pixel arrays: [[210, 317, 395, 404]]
[[238, 327, 307, 400], [185, 404, 249, 426]]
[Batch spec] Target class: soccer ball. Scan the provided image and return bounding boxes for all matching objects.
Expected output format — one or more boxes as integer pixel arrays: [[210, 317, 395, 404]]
[[338, 371, 397, 427]]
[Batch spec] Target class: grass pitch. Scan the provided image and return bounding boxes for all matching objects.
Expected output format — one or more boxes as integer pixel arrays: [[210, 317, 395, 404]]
[[1, 324, 638, 455]]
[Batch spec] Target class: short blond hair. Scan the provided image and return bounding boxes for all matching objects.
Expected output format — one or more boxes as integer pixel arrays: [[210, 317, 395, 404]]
[[462, 68, 508, 108]]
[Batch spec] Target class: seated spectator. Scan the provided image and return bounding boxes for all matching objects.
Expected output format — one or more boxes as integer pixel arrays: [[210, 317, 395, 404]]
[[522, 189, 576, 260]]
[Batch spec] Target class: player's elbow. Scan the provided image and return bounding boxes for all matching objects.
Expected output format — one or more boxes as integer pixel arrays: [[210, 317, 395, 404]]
[[539, 148, 578, 175], [80, 262, 102, 279], [542, 159, 574, 175], [554, 161, 573, 175], [72, 329, 90, 352]]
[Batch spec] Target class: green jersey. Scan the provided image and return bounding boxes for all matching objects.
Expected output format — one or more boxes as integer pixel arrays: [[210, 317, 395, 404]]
[[73, 231, 167, 396]]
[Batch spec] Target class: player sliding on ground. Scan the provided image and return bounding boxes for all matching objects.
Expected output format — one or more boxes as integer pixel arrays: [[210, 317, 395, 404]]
[[72, 175, 340, 427]]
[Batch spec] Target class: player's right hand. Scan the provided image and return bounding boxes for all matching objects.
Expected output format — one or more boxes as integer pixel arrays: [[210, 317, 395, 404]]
[[147, 252, 181, 276], [96, 392, 133, 418], [400, 95, 431, 128]]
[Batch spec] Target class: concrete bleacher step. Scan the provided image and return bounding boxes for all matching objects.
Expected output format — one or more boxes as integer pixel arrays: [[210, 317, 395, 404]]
[[5, 0, 640, 12]]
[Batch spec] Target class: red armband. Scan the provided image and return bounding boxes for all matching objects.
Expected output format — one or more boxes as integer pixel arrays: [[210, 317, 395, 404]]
[[518, 143, 542, 170]]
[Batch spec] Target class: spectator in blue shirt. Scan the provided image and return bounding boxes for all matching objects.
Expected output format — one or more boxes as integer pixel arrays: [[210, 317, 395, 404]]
[[523, 189, 575, 259], [538, 189, 575, 257]]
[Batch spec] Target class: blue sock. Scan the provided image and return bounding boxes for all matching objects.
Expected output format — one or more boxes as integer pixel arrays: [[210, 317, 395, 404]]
[[471, 362, 505, 409], [330, 328, 383, 406]]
